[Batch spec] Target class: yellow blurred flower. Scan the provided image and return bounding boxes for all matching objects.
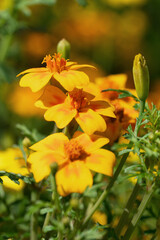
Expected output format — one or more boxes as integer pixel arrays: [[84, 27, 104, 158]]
[[7, 83, 44, 117], [17, 53, 94, 92], [92, 211, 107, 225], [104, 0, 146, 7], [35, 85, 115, 135], [28, 132, 115, 196], [0, 148, 29, 191], [0, 0, 13, 10], [23, 32, 52, 58]]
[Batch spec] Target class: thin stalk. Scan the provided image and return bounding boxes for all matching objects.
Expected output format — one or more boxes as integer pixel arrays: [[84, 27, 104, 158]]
[[123, 184, 154, 240], [30, 191, 37, 240], [50, 173, 61, 213], [82, 143, 133, 226], [50, 173, 63, 239], [42, 212, 51, 232], [115, 182, 141, 236]]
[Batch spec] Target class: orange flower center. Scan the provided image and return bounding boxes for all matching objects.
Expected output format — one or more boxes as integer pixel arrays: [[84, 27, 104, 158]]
[[42, 53, 68, 73], [68, 89, 89, 110], [64, 139, 89, 162]]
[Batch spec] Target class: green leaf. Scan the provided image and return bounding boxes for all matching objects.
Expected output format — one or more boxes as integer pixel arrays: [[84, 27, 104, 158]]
[[118, 149, 133, 156], [40, 207, 53, 215], [43, 225, 55, 233], [16, 124, 44, 142], [0, 171, 34, 184], [102, 89, 139, 102]]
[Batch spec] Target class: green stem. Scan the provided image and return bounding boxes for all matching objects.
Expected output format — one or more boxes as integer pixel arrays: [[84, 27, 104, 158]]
[[0, 34, 12, 63], [50, 173, 63, 239], [139, 100, 145, 118], [123, 184, 154, 240], [42, 212, 51, 232], [134, 100, 145, 136], [115, 182, 141, 236], [50, 173, 61, 213], [30, 191, 37, 240], [82, 143, 133, 226]]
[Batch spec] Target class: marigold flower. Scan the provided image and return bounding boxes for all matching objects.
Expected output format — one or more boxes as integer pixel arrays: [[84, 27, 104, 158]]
[[35, 85, 116, 135], [96, 74, 138, 126], [17, 53, 94, 92], [94, 74, 138, 143], [0, 148, 29, 191], [27, 132, 116, 196]]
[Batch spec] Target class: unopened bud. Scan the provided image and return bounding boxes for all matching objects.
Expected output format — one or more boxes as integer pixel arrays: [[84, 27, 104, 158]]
[[50, 162, 58, 175], [70, 198, 79, 209], [57, 38, 71, 59], [133, 54, 149, 101], [22, 137, 31, 147]]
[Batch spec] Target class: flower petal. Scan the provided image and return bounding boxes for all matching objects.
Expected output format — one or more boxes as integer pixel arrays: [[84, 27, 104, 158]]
[[19, 71, 53, 92], [85, 149, 115, 176], [72, 132, 109, 152], [17, 67, 48, 77], [76, 108, 106, 135], [28, 151, 67, 182], [90, 100, 116, 118], [35, 85, 66, 109], [70, 64, 96, 70], [44, 102, 77, 128], [56, 161, 93, 196], [30, 133, 68, 152], [53, 70, 89, 91]]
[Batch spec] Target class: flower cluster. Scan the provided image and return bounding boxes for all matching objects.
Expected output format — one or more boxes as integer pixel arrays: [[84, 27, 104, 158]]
[[17, 51, 123, 196]]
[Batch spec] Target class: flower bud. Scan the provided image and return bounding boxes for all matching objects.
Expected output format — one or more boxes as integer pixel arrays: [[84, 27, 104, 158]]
[[22, 137, 31, 147], [57, 38, 71, 59], [133, 54, 149, 101]]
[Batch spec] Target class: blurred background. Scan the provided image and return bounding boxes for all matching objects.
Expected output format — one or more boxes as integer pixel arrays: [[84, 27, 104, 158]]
[[1, 0, 160, 148]]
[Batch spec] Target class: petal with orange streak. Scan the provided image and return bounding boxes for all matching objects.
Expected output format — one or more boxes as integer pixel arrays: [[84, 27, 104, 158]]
[[85, 149, 116, 176], [17, 67, 48, 77], [19, 71, 53, 92], [30, 133, 68, 152], [76, 108, 106, 135], [35, 85, 66, 109], [53, 70, 89, 91], [90, 100, 116, 118], [56, 161, 93, 196], [44, 103, 77, 128], [72, 132, 109, 152], [28, 151, 67, 182]]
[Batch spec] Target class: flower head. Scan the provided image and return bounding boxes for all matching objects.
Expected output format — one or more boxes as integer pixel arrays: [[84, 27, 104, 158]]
[[28, 132, 116, 196], [17, 53, 95, 92], [35, 85, 116, 135]]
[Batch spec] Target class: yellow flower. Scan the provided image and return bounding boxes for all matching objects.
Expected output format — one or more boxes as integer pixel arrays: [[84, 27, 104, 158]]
[[0, 148, 29, 191], [0, 0, 13, 10], [96, 74, 138, 128], [35, 85, 115, 135], [7, 83, 45, 117], [92, 211, 107, 225], [28, 132, 116, 196], [17, 53, 94, 92]]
